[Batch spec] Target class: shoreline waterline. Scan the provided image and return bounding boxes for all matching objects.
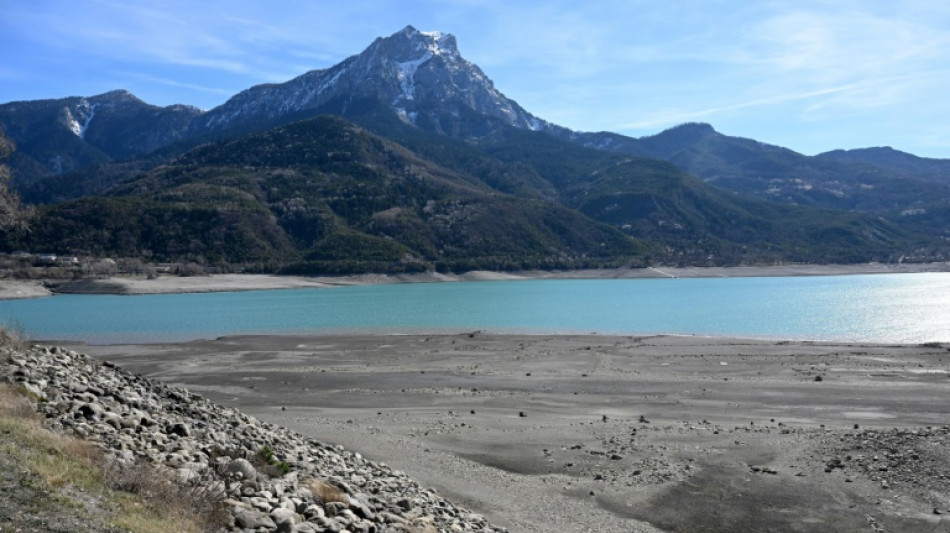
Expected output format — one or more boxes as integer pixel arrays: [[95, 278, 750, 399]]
[[1, 261, 948, 300], [2, 271, 948, 345]]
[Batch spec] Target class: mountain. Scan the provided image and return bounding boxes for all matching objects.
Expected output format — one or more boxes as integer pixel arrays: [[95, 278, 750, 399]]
[[817, 147, 950, 184], [1, 25, 562, 185], [473, 126, 921, 265], [13, 114, 924, 270], [588, 123, 950, 234], [0, 90, 200, 184], [190, 26, 560, 139], [615, 123, 944, 209], [2, 24, 948, 205], [1, 26, 947, 269], [15, 116, 650, 272]]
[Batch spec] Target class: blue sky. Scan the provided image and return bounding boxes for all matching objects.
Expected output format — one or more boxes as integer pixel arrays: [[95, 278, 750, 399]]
[[1, 0, 949, 157]]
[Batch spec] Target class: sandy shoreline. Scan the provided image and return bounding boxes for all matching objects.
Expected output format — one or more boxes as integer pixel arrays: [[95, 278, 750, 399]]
[[0, 280, 52, 299], [5, 261, 948, 299], [73, 333, 950, 532]]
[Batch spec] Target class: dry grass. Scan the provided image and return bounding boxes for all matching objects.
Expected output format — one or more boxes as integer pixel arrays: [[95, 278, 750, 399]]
[[0, 384, 39, 419], [0, 383, 228, 532], [0, 387, 102, 492], [101, 460, 229, 532], [0, 320, 30, 353], [406, 514, 438, 533], [303, 478, 350, 505], [303, 478, 438, 533]]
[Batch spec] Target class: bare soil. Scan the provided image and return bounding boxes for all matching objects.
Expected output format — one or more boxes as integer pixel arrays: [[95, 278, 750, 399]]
[[75, 334, 950, 532]]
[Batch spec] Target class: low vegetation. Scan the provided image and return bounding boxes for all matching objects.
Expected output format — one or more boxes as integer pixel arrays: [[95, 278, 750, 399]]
[[255, 445, 292, 477], [0, 331, 228, 532]]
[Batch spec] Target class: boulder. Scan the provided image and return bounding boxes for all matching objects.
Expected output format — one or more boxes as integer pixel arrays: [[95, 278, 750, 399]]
[[227, 458, 258, 480], [234, 508, 277, 530]]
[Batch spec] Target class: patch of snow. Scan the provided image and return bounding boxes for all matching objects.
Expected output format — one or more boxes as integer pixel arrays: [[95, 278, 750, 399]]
[[394, 52, 432, 101], [414, 30, 456, 58], [316, 66, 347, 95], [68, 116, 82, 137], [393, 107, 416, 125], [78, 104, 98, 138]]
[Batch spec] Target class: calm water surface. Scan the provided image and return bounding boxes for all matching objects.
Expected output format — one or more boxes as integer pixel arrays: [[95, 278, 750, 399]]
[[2, 273, 948, 344]]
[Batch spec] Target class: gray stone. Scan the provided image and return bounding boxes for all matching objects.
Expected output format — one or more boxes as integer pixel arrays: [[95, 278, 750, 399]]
[[77, 402, 102, 420], [380, 511, 407, 525], [170, 421, 191, 437], [302, 504, 326, 520], [228, 457, 258, 479], [325, 501, 347, 517], [234, 508, 278, 530], [349, 498, 375, 520], [270, 507, 297, 532]]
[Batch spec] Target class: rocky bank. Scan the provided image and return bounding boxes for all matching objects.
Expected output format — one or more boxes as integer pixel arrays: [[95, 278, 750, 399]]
[[2, 344, 505, 532]]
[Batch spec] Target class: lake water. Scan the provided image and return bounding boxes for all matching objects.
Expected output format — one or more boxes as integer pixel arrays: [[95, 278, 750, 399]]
[[1, 273, 948, 344]]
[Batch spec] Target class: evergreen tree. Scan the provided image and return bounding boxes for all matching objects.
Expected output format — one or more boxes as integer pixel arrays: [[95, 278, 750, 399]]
[[0, 130, 30, 233]]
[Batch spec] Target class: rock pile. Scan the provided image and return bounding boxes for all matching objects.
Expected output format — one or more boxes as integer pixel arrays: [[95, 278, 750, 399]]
[[3, 345, 506, 532], [819, 426, 950, 511]]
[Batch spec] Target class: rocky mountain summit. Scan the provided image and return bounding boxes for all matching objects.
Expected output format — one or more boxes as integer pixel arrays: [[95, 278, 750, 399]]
[[193, 26, 556, 138], [3, 344, 505, 532], [1, 25, 559, 184]]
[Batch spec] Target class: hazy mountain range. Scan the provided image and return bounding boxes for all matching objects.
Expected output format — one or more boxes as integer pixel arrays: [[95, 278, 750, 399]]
[[0, 26, 947, 272]]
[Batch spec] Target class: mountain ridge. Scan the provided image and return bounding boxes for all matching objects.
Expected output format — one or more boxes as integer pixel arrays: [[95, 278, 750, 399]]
[[1, 26, 948, 269], [14, 115, 656, 273], [2, 25, 947, 189]]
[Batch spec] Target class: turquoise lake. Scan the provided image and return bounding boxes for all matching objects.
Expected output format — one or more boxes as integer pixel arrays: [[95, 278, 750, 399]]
[[1, 273, 948, 344]]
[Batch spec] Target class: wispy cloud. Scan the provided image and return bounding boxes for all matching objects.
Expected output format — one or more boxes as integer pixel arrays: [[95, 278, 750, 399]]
[[1, 0, 948, 155], [750, 7, 946, 74], [565, 2, 950, 143], [126, 73, 234, 97], [619, 82, 871, 130]]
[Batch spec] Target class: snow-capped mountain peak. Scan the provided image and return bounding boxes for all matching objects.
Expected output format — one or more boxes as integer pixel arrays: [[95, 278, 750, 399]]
[[192, 25, 556, 137]]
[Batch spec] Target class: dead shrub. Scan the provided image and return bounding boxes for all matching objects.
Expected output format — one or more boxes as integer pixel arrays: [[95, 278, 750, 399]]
[[0, 384, 38, 419], [0, 320, 30, 352], [58, 435, 101, 467], [303, 478, 350, 505], [406, 514, 438, 533], [102, 459, 229, 531], [102, 460, 164, 497], [180, 468, 230, 530]]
